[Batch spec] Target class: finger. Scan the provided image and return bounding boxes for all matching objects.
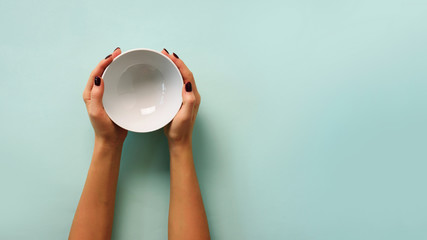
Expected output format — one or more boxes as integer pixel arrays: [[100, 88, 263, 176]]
[[179, 82, 196, 120], [83, 74, 95, 103], [161, 48, 170, 56], [83, 78, 92, 103], [90, 53, 114, 80], [166, 51, 201, 115], [84, 52, 114, 102], [171, 53, 194, 84], [163, 51, 197, 88], [192, 95, 201, 122], [91, 76, 104, 107], [170, 52, 202, 108], [112, 47, 121, 59]]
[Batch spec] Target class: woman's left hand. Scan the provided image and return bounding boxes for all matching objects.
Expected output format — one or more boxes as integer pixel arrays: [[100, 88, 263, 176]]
[[82, 47, 127, 145]]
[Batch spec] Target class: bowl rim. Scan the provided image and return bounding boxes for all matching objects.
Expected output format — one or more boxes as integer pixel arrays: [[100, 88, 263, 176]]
[[102, 48, 183, 133], [105, 48, 179, 71]]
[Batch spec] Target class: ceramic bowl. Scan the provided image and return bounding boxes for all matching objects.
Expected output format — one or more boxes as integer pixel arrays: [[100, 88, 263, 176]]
[[102, 48, 183, 132]]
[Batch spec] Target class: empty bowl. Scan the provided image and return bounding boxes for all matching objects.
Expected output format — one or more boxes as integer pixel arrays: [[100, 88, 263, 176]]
[[102, 48, 183, 133]]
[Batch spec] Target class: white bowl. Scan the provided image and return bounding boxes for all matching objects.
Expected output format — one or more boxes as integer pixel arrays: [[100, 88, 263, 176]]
[[102, 48, 183, 133]]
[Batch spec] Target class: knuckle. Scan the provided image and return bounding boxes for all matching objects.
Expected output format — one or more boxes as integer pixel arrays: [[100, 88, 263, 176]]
[[88, 111, 96, 118], [82, 95, 89, 104], [88, 108, 102, 119], [187, 96, 196, 105], [181, 113, 193, 122]]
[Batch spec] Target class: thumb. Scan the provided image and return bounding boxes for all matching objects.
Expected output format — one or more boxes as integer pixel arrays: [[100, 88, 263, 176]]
[[180, 82, 196, 118], [91, 76, 105, 106]]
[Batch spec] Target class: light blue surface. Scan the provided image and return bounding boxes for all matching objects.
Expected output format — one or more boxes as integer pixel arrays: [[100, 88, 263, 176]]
[[0, 0, 426, 239]]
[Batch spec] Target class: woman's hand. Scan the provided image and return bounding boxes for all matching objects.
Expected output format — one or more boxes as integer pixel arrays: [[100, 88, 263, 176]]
[[71, 47, 127, 240], [161, 50, 209, 240], [161, 49, 201, 148], [83, 48, 127, 146]]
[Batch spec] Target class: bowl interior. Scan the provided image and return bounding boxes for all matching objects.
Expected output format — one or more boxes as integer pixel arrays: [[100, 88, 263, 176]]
[[102, 49, 182, 132]]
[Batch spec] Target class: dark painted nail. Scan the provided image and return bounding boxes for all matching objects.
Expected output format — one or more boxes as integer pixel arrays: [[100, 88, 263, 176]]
[[163, 48, 169, 54], [173, 52, 179, 59], [105, 54, 112, 59], [185, 82, 192, 92], [95, 76, 101, 86], [114, 47, 120, 51]]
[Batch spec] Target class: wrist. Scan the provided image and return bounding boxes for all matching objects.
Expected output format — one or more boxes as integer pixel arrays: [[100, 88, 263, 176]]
[[92, 137, 124, 165], [94, 136, 124, 150], [168, 141, 192, 156]]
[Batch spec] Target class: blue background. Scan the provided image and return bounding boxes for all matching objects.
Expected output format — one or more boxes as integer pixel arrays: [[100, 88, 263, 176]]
[[0, 0, 426, 239]]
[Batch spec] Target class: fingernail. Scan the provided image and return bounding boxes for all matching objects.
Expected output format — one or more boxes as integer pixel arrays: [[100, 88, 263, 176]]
[[95, 76, 101, 86], [105, 54, 112, 59], [173, 52, 179, 59], [163, 48, 169, 54], [114, 47, 120, 51], [185, 82, 192, 92]]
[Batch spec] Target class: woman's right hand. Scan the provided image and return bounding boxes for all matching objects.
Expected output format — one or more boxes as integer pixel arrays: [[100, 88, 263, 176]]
[[83, 48, 128, 146], [161, 49, 201, 149]]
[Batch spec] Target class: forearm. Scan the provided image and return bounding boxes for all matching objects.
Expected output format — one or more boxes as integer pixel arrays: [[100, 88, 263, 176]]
[[69, 138, 123, 240], [168, 143, 210, 240]]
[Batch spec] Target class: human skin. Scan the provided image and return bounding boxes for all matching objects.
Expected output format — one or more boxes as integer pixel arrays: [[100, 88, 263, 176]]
[[69, 47, 209, 240], [161, 49, 210, 240], [69, 47, 126, 240]]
